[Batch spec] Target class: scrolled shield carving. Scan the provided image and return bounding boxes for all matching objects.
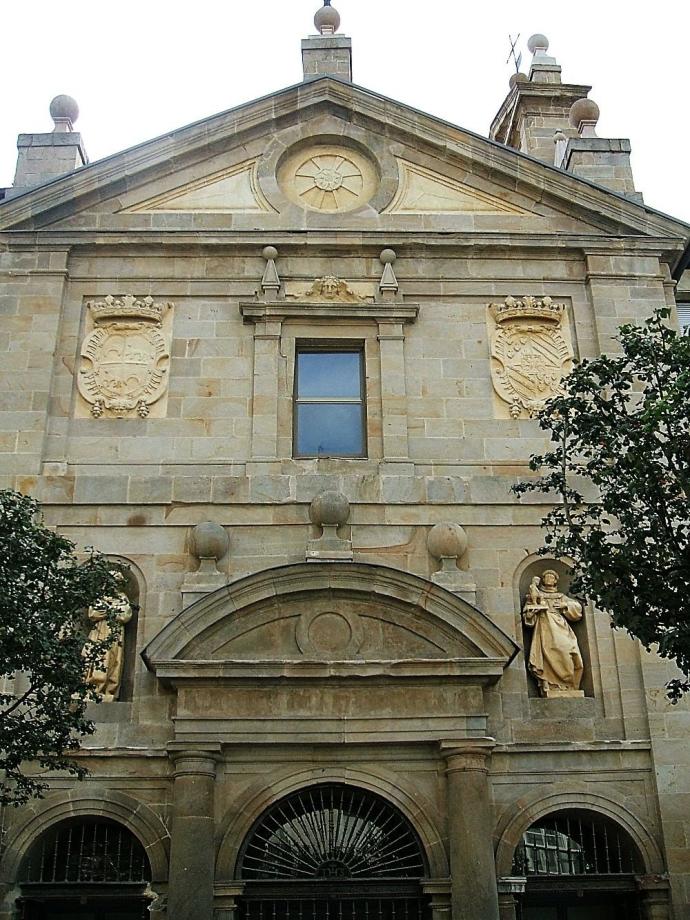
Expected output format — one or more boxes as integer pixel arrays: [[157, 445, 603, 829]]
[[77, 294, 173, 419], [488, 296, 574, 418]]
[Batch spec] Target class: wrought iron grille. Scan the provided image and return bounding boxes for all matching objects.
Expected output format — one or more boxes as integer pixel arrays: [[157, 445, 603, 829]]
[[239, 897, 428, 920], [240, 784, 426, 880], [513, 810, 641, 877], [21, 819, 151, 884]]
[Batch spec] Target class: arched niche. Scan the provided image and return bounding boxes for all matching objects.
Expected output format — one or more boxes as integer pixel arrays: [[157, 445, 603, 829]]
[[513, 555, 594, 698], [105, 555, 146, 702]]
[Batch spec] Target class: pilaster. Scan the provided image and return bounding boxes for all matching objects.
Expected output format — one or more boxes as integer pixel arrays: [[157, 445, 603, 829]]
[[377, 320, 409, 460]]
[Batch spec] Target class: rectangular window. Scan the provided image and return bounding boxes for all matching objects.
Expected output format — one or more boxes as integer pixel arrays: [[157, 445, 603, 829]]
[[294, 348, 366, 457]]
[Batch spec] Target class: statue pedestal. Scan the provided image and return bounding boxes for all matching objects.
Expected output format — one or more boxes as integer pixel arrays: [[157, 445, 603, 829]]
[[543, 688, 585, 699]]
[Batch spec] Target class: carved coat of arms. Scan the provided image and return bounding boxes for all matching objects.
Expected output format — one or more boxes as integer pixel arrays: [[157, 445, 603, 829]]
[[77, 295, 173, 418], [488, 296, 573, 418]]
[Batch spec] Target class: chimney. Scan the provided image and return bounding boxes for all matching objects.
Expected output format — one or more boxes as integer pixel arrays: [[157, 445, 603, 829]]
[[302, 1, 352, 82], [561, 98, 642, 203], [490, 34, 591, 164], [9, 95, 88, 197]]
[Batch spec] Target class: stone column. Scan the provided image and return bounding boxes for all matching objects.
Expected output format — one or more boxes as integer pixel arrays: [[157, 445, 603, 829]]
[[441, 741, 500, 920], [168, 750, 219, 920], [377, 320, 409, 460], [422, 880, 452, 920], [496, 878, 525, 920], [250, 318, 283, 460], [214, 884, 245, 920]]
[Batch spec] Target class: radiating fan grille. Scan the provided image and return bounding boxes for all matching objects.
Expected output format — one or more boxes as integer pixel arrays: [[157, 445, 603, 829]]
[[240, 784, 426, 880]]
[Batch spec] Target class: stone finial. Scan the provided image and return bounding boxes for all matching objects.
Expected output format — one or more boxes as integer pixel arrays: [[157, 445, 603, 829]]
[[527, 33, 549, 55], [569, 98, 600, 137], [314, 0, 341, 35], [261, 245, 281, 300], [182, 522, 229, 603], [427, 523, 468, 562], [509, 72, 528, 89], [526, 32, 559, 82], [553, 130, 568, 167], [302, 1, 351, 82], [190, 522, 229, 575], [307, 490, 353, 562], [50, 94, 79, 133], [379, 249, 399, 298], [427, 523, 476, 603]]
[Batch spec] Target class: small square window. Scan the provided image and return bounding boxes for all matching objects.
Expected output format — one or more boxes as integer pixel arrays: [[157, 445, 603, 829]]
[[294, 348, 366, 458]]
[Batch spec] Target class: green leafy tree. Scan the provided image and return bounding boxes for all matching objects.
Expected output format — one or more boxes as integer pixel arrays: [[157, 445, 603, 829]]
[[0, 490, 124, 805], [514, 307, 690, 701]]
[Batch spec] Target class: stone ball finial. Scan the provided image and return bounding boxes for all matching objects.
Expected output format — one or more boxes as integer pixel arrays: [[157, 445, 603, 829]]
[[262, 245, 278, 261], [190, 522, 229, 561], [380, 248, 397, 265], [49, 94, 79, 127], [509, 72, 528, 89], [527, 34, 549, 54], [314, 0, 340, 34], [569, 97, 600, 130], [310, 490, 350, 527], [427, 523, 468, 561]]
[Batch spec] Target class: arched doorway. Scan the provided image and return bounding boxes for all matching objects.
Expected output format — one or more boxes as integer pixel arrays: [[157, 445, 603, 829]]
[[237, 783, 431, 920], [17, 817, 152, 919], [513, 809, 645, 919]]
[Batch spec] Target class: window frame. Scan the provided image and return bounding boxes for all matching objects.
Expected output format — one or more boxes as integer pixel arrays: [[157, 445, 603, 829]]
[[292, 343, 368, 459]]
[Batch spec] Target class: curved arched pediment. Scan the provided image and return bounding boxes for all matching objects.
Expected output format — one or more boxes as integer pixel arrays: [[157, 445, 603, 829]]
[[143, 563, 518, 745], [143, 562, 517, 680]]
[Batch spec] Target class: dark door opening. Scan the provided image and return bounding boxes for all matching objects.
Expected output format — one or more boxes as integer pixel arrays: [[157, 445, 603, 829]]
[[519, 889, 642, 920], [19, 895, 149, 920]]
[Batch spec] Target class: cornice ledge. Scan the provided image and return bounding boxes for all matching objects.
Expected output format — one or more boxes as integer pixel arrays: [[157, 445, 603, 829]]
[[240, 300, 419, 324]]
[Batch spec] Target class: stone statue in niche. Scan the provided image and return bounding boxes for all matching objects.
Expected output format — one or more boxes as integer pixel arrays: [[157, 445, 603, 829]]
[[83, 586, 133, 701], [522, 569, 585, 698]]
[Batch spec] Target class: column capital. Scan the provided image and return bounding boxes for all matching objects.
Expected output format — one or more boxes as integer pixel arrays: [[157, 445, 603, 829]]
[[168, 747, 221, 778], [439, 738, 496, 773]]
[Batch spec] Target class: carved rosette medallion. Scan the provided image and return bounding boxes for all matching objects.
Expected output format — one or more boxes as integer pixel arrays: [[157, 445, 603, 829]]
[[77, 294, 173, 419], [294, 153, 363, 210], [488, 296, 574, 418], [277, 144, 378, 213]]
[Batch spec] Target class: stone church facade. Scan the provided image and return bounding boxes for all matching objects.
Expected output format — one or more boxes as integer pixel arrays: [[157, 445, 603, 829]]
[[0, 6, 689, 920]]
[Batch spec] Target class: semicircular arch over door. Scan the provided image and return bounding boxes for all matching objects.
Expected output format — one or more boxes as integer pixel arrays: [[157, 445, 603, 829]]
[[514, 809, 647, 920], [17, 816, 152, 920], [237, 783, 431, 920]]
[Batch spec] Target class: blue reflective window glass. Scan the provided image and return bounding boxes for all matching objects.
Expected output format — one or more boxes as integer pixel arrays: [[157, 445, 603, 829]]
[[295, 404, 364, 457], [297, 352, 361, 398], [294, 349, 365, 457]]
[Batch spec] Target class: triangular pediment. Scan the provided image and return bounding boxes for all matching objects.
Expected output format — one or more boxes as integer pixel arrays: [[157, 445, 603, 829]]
[[384, 159, 527, 214], [123, 158, 275, 213], [0, 78, 687, 245]]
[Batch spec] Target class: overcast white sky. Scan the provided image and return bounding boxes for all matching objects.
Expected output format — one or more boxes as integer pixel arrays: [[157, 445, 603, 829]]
[[2, 0, 689, 223]]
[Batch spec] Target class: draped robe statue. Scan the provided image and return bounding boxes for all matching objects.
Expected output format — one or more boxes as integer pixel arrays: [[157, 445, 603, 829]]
[[522, 570, 584, 698], [83, 589, 133, 701]]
